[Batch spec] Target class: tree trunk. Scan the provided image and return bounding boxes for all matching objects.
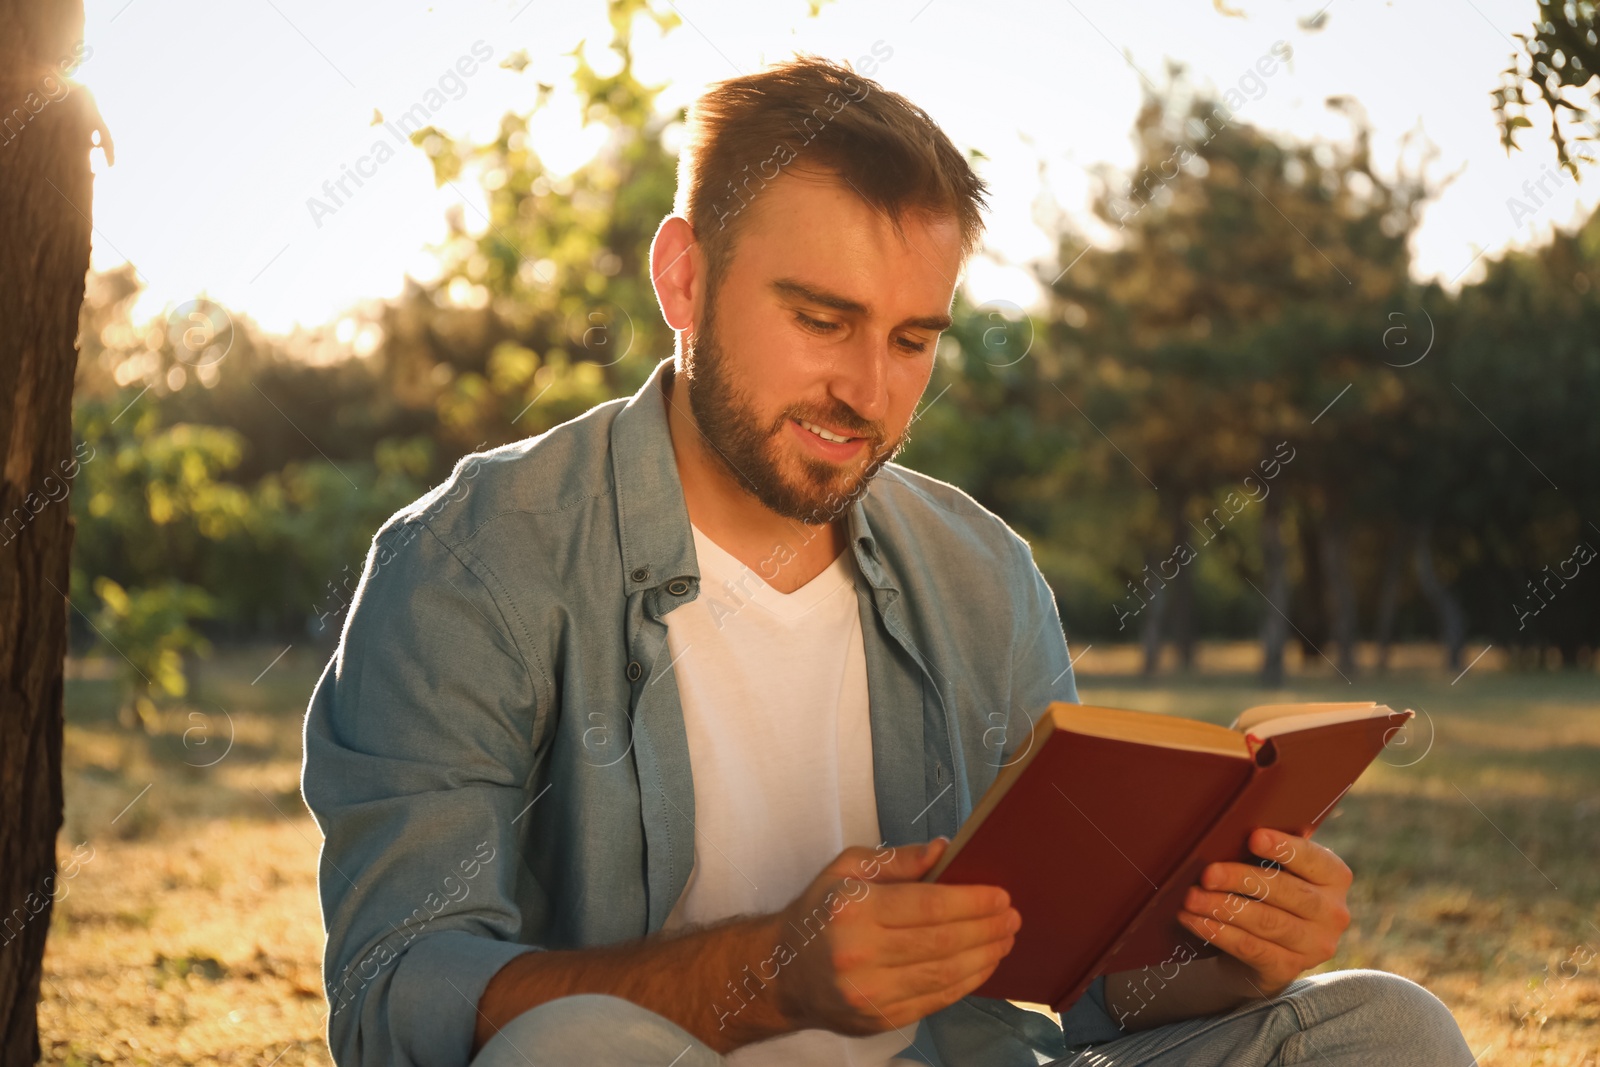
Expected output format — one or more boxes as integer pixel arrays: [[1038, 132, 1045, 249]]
[[1167, 511, 1196, 671], [1259, 493, 1290, 686], [1, 0, 95, 1058], [1373, 530, 1406, 672], [1295, 510, 1328, 659], [1138, 549, 1167, 677], [1412, 522, 1467, 672], [1320, 517, 1358, 677]]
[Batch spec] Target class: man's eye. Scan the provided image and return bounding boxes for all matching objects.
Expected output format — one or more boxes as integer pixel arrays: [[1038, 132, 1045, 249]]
[[795, 311, 929, 353], [795, 312, 837, 333]]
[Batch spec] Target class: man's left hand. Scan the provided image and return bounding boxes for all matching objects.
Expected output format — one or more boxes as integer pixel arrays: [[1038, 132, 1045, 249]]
[[1176, 828, 1353, 999]]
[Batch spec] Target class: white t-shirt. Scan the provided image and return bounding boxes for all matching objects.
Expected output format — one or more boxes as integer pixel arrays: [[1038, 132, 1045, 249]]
[[661, 524, 924, 1066]]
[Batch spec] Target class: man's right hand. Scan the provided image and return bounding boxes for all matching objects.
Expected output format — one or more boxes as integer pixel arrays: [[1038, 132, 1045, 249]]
[[769, 839, 1021, 1036], [473, 838, 1019, 1056]]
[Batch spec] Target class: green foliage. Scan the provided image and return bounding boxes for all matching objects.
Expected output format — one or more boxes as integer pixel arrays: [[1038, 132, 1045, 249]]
[[89, 576, 215, 729], [73, 402, 251, 575], [69, 387, 434, 653], [391, 0, 683, 449], [1495, 0, 1600, 179]]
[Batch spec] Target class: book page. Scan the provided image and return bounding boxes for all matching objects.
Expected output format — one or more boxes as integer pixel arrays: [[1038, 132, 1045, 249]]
[[1236, 703, 1401, 741], [1229, 701, 1379, 732], [1057, 704, 1251, 756]]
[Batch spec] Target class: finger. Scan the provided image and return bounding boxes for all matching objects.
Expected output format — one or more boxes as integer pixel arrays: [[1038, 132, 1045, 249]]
[[1197, 861, 1331, 924], [871, 933, 1017, 1017], [1176, 909, 1299, 984], [869, 882, 1012, 929], [878, 956, 1011, 1031], [837, 945, 1010, 1036], [820, 839, 941, 887], [872, 908, 1021, 966], [1183, 887, 1326, 957], [1247, 829, 1353, 890]]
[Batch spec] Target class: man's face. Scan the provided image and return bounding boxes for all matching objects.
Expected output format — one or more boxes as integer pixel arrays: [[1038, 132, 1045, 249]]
[[680, 167, 964, 524]]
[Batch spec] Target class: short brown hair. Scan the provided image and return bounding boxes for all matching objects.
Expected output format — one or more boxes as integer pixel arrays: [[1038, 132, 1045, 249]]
[[674, 54, 990, 296]]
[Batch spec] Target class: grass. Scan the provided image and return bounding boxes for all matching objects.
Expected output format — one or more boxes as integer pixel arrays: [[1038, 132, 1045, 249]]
[[41, 644, 331, 1067], [1075, 645, 1600, 1066], [35, 642, 1600, 1065]]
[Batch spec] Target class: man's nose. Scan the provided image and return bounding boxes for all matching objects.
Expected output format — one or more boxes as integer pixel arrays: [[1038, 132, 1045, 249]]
[[827, 337, 889, 426]]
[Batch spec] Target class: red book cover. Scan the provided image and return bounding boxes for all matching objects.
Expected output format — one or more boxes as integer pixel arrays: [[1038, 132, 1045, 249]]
[[924, 702, 1411, 1013]]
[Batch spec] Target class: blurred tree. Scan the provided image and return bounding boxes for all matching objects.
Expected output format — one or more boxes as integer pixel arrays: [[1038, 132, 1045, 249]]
[[1439, 203, 1600, 667], [64, 0, 721, 651], [68, 385, 435, 646], [89, 576, 215, 732], [374, 0, 686, 452], [1035, 72, 1432, 682], [54, 0, 1598, 679]]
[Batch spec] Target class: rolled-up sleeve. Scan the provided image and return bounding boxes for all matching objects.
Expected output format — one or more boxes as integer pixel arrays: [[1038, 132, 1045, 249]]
[[302, 517, 548, 1067]]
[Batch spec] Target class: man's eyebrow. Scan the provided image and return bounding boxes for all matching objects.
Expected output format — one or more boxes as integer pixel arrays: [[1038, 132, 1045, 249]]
[[770, 277, 953, 332]]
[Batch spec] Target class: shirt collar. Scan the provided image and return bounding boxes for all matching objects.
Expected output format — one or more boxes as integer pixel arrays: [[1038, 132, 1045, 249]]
[[609, 356, 896, 595], [846, 494, 893, 594], [609, 358, 700, 593]]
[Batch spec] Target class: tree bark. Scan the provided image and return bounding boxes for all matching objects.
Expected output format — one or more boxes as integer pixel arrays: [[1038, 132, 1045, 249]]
[[1, 0, 95, 1059], [1259, 493, 1290, 686]]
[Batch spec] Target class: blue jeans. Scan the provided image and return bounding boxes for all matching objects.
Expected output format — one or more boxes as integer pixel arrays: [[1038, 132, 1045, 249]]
[[469, 968, 1478, 1066]]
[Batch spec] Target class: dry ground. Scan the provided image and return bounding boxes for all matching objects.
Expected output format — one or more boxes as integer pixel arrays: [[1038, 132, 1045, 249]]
[[33, 642, 1600, 1065]]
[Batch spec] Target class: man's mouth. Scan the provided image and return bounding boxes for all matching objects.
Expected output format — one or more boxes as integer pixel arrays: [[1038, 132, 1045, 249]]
[[796, 418, 858, 444]]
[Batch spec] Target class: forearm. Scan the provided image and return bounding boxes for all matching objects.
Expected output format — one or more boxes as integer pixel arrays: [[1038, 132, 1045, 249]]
[[474, 913, 792, 1056], [1102, 955, 1267, 1034]]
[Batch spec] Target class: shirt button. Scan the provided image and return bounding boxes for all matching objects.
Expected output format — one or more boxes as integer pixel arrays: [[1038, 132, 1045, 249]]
[[631, 567, 650, 583], [666, 579, 690, 596], [626, 661, 643, 682]]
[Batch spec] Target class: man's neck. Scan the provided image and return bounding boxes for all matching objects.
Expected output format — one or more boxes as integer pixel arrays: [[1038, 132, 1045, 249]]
[[661, 368, 848, 595]]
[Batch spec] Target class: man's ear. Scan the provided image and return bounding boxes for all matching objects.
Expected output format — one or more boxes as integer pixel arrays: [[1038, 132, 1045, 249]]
[[650, 215, 701, 333]]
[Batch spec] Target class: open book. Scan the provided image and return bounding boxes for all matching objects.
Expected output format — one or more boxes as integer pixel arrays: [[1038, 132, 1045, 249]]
[[924, 701, 1411, 1013]]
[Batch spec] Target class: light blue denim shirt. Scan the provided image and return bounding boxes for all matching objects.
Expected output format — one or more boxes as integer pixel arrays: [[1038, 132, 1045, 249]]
[[301, 356, 1123, 1066]]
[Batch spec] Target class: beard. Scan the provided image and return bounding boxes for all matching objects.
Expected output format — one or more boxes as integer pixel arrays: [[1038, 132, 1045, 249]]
[[680, 283, 910, 525]]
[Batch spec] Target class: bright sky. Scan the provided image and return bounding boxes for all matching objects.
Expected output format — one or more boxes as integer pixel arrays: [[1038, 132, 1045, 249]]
[[76, 0, 1599, 336]]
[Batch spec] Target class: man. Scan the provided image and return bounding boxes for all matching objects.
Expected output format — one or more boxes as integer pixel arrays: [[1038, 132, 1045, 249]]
[[302, 55, 1476, 1066]]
